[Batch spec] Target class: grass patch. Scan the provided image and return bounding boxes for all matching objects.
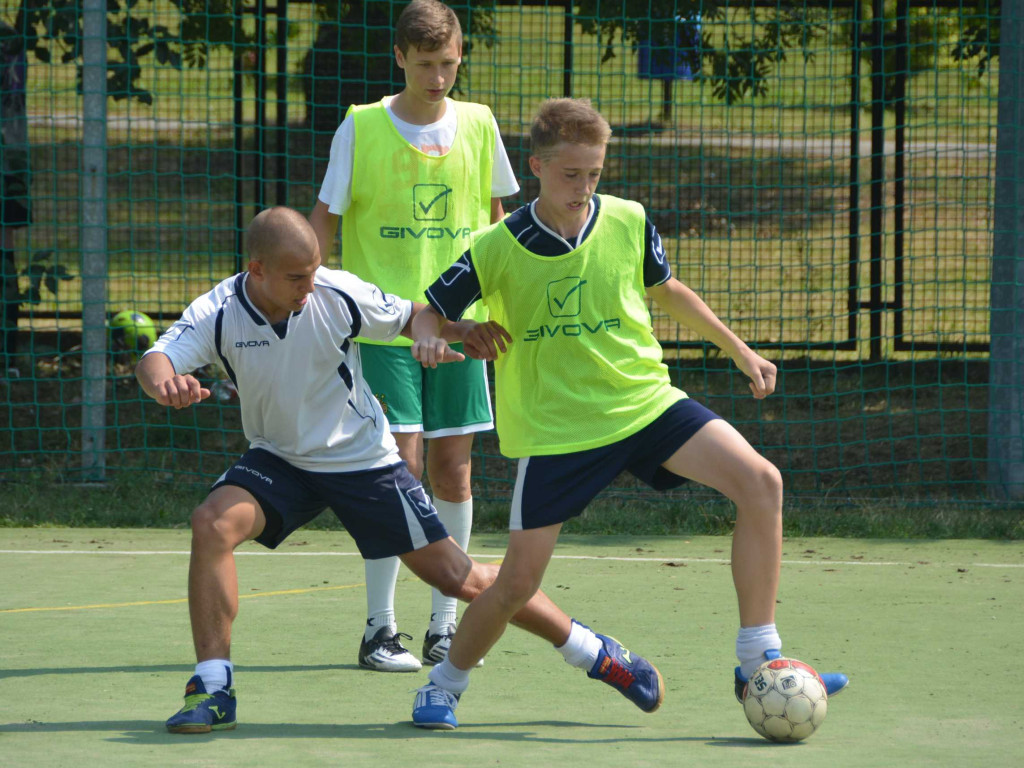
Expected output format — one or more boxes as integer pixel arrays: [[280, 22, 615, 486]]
[[2, 476, 1020, 539]]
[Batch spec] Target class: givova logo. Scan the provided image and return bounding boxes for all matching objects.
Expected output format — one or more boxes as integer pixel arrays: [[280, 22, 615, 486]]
[[234, 464, 273, 485], [412, 183, 452, 221], [547, 276, 587, 317], [525, 275, 619, 342]]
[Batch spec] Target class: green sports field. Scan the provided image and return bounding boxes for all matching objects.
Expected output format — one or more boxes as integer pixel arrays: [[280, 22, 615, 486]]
[[1, 528, 1021, 767]]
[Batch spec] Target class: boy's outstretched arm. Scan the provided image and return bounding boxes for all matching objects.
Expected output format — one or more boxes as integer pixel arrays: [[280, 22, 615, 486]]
[[136, 352, 211, 409], [647, 277, 777, 399]]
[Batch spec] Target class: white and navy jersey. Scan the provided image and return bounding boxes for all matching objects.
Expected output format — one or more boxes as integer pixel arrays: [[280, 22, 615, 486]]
[[425, 194, 672, 320], [146, 267, 413, 473]]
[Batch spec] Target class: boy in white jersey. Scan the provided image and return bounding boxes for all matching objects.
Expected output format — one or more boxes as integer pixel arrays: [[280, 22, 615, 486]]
[[308, 0, 518, 673], [407, 99, 850, 729], [140, 206, 659, 734]]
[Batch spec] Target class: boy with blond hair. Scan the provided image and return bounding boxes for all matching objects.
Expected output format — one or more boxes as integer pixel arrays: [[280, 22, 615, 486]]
[[309, 0, 518, 672], [407, 98, 849, 729]]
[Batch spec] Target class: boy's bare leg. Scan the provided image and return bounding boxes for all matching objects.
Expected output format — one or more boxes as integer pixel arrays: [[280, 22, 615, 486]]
[[660, 418, 783, 627], [452, 524, 563, 667], [424, 433, 475, 652], [408, 525, 667, 728], [166, 484, 265, 733], [661, 418, 848, 699], [426, 433, 472, 503], [188, 485, 267, 660], [399, 528, 570, 652]]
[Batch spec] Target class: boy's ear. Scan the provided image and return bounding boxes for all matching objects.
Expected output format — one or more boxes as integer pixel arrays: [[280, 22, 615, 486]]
[[528, 155, 544, 178], [248, 259, 264, 280], [394, 45, 406, 67]]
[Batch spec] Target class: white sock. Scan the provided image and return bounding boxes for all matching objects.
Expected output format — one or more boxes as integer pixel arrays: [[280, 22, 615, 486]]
[[736, 623, 782, 679], [557, 620, 603, 670], [363, 556, 401, 640], [430, 497, 472, 633], [428, 658, 472, 695], [195, 659, 233, 693]]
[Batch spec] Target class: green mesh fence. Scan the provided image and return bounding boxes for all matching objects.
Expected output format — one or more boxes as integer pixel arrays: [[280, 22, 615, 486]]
[[0, 1, 1019, 503]]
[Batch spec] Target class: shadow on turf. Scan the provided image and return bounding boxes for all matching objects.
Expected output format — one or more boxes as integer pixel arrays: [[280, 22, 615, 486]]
[[0, 663, 361, 679], [0, 720, 718, 745]]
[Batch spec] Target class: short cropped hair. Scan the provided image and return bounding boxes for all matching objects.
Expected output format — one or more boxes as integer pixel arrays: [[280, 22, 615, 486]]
[[396, 0, 463, 54], [530, 98, 613, 160], [245, 206, 317, 264]]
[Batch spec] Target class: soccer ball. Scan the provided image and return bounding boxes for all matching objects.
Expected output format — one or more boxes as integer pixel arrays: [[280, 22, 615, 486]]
[[741, 657, 828, 742], [109, 310, 158, 356]]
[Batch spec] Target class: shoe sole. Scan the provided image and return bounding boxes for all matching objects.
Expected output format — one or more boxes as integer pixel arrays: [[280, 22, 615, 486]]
[[358, 660, 422, 672], [647, 663, 666, 713], [413, 720, 457, 730], [166, 721, 237, 734], [826, 681, 849, 697]]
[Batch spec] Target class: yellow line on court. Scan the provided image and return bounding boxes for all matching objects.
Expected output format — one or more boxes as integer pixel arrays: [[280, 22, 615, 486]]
[[0, 581, 367, 614]]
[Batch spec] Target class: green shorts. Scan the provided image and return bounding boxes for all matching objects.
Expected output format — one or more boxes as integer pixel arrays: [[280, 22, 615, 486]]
[[359, 342, 493, 437]]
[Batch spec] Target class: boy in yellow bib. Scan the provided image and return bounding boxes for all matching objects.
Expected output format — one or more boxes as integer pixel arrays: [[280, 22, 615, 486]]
[[408, 98, 849, 729], [309, 0, 518, 672]]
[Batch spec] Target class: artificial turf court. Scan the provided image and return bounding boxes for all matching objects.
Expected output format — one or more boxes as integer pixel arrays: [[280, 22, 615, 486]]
[[1, 528, 1021, 767]]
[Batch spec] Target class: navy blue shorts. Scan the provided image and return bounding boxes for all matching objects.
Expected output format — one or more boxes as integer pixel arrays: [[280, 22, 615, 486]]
[[510, 398, 721, 530], [212, 448, 450, 559]]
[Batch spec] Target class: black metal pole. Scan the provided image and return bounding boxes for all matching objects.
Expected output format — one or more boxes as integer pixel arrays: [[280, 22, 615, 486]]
[[848, 0, 862, 345], [276, 0, 288, 206], [891, 0, 908, 342], [868, 0, 886, 362]]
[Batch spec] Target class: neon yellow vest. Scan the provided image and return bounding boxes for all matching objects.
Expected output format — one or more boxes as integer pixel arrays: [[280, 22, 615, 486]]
[[342, 99, 493, 345], [472, 195, 686, 457]]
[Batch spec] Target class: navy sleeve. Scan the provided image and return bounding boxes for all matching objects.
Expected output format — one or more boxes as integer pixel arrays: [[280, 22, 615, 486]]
[[643, 217, 672, 287], [424, 250, 482, 321]]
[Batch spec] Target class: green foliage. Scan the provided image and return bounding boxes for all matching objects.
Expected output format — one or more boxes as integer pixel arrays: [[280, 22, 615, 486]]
[[15, 0, 251, 104], [950, 0, 1000, 77], [17, 250, 74, 306], [575, 0, 828, 104], [851, 2, 982, 103]]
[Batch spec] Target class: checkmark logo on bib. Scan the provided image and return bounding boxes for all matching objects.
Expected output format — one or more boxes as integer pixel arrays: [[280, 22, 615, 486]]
[[547, 277, 587, 317], [413, 184, 452, 221]]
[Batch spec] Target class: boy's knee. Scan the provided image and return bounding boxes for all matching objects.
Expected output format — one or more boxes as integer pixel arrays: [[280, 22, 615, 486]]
[[428, 459, 472, 501], [762, 461, 783, 498], [731, 458, 783, 514], [190, 499, 247, 547], [488, 564, 543, 612], [430, 476, 472, 503], [190, 501, 220, 535], [429, 549, 476, 598]]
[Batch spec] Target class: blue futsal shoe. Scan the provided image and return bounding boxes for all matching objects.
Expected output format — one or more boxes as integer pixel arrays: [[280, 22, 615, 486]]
[[165, 675, 237, 733], [412, 683, 460, 730], [587, 633, 665, 713], [734, 649, 849, 703]]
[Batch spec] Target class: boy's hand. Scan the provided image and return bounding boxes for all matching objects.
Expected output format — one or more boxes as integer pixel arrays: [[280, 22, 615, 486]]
[[153, 374, 210, 409], [411, 337, 466, 368], [461, 320, 513, 361], [736, 350, 777, 400]]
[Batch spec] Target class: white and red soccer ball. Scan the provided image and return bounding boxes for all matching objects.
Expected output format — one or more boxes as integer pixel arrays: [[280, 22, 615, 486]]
[[741, 657, 828, 742]]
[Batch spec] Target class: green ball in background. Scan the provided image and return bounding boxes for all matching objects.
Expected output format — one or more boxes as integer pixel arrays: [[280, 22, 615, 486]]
[[109, 310, 158, 354]]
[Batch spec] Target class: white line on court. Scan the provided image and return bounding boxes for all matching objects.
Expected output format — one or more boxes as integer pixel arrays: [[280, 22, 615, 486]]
[[0, 549, 1020, 568]]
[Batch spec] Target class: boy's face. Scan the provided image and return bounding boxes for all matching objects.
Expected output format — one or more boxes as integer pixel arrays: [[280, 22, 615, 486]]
[[394, 38, 462, 107], [248, 246, 320, 320], [530, 142, 607, 218]]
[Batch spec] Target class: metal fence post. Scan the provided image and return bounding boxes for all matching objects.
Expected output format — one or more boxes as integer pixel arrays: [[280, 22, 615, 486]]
[[80, 0, 108, 480], [991, 0, 1024, 499]]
